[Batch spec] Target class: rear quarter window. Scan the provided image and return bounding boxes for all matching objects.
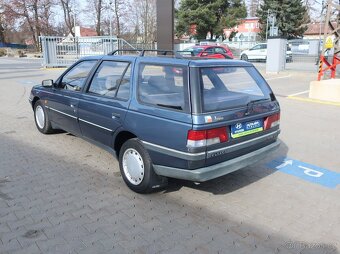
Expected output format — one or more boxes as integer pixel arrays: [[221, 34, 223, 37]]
[[200, 66, 272, 112], [138, 64, 188, 111]]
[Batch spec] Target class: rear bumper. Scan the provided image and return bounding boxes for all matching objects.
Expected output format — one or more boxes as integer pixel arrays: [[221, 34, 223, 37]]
[[153, 140, 280, 182]]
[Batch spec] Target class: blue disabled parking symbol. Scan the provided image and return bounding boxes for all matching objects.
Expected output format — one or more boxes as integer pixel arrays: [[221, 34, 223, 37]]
[[267, 157, 340, 189]]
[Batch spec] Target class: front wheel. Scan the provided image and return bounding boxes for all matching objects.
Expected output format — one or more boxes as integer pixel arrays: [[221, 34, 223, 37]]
[[241, 54, 248, 61], [34, 101, 54, 134], [119, 138, 167, 193]]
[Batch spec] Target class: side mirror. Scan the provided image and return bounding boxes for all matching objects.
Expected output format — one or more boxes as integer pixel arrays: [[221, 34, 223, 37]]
[[42, 79, 53, 87], [74, 85, 81, 91], [201, 52, 208, 57]]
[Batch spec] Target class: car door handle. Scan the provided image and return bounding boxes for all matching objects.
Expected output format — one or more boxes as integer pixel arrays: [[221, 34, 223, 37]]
[[112, 112, 120, 119]]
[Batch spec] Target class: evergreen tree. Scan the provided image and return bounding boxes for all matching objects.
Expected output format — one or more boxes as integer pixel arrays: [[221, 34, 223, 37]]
[[176, 0, 247, 40], [256, 0, 309, 39]]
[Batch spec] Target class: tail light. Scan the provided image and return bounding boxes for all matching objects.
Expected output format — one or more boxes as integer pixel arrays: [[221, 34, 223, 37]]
[[187, 127, 228, 148], [264, 113, 280, 130]]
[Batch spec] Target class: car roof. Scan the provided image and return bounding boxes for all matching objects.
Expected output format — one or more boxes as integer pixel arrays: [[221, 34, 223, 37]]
[[79, 54, 252, 67], [189, 45, 225, 49]]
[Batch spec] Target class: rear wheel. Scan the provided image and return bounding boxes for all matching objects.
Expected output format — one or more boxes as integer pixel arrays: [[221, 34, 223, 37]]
[[34, 100, 54, 134], [119, 138, 167, 193], [241, 54, 248, 61]]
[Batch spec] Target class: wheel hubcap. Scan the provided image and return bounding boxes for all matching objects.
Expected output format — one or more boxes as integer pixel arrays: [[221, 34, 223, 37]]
[[122, 148, 145, 185], [35, 105, 45, 129]]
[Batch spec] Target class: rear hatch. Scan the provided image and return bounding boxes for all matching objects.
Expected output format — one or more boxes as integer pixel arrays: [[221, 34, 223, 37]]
[[188, 61, 280, 167]]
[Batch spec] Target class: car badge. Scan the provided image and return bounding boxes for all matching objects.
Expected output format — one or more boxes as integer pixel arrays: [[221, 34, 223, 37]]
[[235, 123, 242, 129]]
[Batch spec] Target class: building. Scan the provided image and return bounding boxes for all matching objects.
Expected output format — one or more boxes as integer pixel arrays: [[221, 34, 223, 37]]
[[66, 26, 97, 38], [303, 22, 337, 40], [223, 17, 261, 42]]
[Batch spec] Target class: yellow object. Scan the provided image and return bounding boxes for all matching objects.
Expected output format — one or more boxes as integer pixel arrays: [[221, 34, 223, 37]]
[[325, 36, 334, 49]]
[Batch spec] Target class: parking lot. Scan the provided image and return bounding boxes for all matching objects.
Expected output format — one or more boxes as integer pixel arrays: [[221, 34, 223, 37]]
[[0, 57, 339, 254]]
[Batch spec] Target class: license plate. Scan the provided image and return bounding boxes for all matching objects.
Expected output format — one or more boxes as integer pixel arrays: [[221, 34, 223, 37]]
[[231, 119, 264, 138]]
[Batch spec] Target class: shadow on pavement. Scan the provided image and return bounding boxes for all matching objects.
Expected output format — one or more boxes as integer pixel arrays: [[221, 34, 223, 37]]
[[165, 141, 288, 195]]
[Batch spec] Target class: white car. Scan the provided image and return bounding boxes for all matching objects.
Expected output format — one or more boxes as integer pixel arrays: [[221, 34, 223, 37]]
[[240, 43, 293, 62]]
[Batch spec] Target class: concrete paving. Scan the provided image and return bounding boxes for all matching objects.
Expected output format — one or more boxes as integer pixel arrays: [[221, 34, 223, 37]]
[[0, 57, 339, 254]]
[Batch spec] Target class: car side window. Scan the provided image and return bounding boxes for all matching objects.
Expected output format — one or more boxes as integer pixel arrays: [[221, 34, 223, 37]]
[[60, 60, 97, 91], [261, 44, 267, 49], [251, 45, 261, 50], [116, 65, 131, 100], [215, 47, 226, 54], [204, 47, 214, 55], [87, 61, 130, 99], [138, 64, 186, 111]]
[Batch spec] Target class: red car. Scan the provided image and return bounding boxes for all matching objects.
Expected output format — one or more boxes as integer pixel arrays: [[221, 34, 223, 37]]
[[182, 45, 234, 59]]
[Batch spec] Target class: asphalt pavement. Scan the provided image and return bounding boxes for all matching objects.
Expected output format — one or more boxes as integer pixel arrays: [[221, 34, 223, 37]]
[[0, 57, 339, 254]]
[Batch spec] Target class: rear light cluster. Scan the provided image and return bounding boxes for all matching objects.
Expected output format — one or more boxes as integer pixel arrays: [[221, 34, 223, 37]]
[[264, 113, 280, 130], [187, 127, 228, 148]]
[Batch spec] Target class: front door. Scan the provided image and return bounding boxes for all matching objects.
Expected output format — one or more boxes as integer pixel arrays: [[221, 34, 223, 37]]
[[78, 60, 132, 146], [48, 60, 98, 134]]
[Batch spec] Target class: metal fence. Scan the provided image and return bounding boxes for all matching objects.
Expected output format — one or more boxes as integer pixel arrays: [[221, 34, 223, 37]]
[[40, 36, 137, 68]]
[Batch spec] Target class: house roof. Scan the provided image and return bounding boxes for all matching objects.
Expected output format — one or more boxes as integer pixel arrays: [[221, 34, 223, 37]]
[[304, 22, 337, 35], [80, 27, 97, 37]]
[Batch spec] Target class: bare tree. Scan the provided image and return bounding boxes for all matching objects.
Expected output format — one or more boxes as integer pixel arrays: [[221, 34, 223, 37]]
[[95, 0, 103, 35], [113, 0, 121, 37], [60, 0, 75, 36], [84, 0, 105, 35], [129, 0, 156, 43], [3, 0, 54, 49], [0, 3, 6, 42]]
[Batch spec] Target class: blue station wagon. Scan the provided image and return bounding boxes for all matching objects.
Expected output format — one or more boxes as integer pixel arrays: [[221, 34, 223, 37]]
[[29, 50, 280, 193]]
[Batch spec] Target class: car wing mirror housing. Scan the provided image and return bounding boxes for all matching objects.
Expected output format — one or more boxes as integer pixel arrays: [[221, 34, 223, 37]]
[[42, 79, 53, 87]]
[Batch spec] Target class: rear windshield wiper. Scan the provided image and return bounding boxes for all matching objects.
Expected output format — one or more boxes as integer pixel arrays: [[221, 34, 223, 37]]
[[156, 104, 182, 110], [245, 98, 270, 115]]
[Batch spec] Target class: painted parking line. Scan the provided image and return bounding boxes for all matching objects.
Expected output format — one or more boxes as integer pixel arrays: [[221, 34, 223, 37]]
[[40, 67, 67, 71], [265, 75, 292, 81], [288, 90, 309, 97], [267, 157, 340, 189], [287, 96, 340, 107]]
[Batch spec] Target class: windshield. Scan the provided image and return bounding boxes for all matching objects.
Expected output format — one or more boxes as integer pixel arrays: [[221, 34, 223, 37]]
[[200, 66, 272, 112], [183, 47, 204, 56]]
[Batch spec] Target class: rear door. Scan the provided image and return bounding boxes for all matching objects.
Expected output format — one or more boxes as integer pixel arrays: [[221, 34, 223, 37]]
[[124, 59, 193, 169], [77, 60, 132, 146], [191, 64, 280, 166], [247, 44, 264, 60]]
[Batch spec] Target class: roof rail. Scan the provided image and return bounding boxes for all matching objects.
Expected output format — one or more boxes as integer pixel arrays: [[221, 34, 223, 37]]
[[107, 49, 193, 58], [107, 49, 142, 55]]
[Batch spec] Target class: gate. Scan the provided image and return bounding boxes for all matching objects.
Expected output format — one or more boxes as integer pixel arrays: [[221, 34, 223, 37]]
[[40, 36, 137, 68]]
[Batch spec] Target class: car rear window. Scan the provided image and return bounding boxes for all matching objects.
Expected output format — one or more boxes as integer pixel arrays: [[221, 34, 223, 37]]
[[183, 47, 204, 56], [200, 66, 272, 112]]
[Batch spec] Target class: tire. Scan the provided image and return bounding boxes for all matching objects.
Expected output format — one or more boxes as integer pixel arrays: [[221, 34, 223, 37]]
[[34, 100, 54, 134], [241, 54, 248, 61], [119, 138, 167, 193]]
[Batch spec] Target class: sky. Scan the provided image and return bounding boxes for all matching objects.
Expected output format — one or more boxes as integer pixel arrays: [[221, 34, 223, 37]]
[[52, 0, 326, 29]]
